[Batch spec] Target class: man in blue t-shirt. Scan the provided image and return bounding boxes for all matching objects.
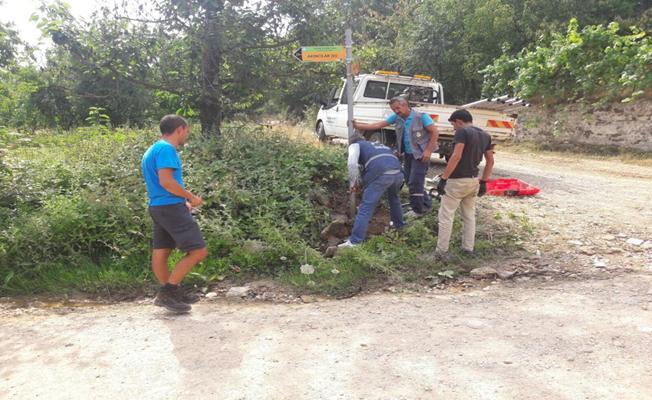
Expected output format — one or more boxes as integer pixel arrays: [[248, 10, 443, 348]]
[[353, 96, 439, 217], [141, 115, 208, 313]]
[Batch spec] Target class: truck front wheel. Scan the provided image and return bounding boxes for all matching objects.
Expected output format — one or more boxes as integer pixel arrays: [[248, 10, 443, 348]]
[[316, 121, 327, 142]]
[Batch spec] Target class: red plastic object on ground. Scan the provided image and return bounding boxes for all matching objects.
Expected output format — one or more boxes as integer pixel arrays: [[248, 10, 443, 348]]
[[486, 178, 540, 196]]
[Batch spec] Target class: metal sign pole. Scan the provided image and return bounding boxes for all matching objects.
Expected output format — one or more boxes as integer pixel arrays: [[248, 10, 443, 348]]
[[345, 28, 354, 141], [344, 28, 358, 220]]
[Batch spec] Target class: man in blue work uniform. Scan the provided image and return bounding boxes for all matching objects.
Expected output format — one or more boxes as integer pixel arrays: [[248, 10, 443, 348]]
[[339, 132, 404, 247], [353, 96, 439, 217]]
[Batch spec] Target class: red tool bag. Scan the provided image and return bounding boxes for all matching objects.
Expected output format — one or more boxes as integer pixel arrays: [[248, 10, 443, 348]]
[[486, 178, 540, 196]]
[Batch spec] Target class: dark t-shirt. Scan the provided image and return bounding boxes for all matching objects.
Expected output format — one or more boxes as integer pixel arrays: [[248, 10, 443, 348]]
[[450, 125, 492, 179]]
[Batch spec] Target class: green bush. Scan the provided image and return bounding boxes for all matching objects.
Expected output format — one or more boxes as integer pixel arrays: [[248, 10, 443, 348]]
[[482, 18, 652, 103], [0, 124, 523, 296], [0, 124, 350, 294]]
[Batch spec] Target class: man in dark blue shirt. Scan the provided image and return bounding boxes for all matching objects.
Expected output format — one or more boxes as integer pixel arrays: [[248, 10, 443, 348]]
[[141, 115, 208, 312]]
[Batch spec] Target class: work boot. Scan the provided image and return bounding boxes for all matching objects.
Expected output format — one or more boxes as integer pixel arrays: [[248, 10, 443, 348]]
[[418, 250, 452, 263], [433, 250, 454, 263], [154, 284, 191, 313], [461, 249, 477, 258]]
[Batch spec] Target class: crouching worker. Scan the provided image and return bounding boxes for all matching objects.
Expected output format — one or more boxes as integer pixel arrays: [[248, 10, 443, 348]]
[[141, 115, 208, 312], [339, 133, 405, 248]]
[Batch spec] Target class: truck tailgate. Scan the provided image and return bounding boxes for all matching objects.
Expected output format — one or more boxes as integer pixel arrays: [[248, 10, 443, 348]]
[[414, 104, 515, 142]]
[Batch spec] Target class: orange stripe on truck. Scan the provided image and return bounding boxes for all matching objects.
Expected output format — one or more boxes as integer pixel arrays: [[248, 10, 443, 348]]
[[428, 114, 439, 122], [487, 120, 513, 129]]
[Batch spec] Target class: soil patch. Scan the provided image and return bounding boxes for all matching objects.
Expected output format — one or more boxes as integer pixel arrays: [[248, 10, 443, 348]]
[[319, 188, 392, 249]]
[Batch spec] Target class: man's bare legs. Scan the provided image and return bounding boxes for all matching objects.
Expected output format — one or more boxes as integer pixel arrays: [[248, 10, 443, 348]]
[[152, 248, 173, 284], [169, 248, 208, 284], [152, 247, 208, 285]]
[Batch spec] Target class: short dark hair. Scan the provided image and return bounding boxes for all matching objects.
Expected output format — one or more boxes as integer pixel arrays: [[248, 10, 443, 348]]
[[159, 114, 188, 135], [349, 131, 365, 144], [448, 109, 473, 123]]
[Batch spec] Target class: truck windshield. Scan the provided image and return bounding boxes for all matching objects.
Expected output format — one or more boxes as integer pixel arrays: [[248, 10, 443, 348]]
[[359, 79, 439, 103], [387, 83, 411, 98], [389, 83, 437, 103], [339, 80, 360, 105]]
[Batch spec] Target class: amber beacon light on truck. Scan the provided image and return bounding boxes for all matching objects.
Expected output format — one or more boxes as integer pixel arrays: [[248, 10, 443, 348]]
[[373, 70, 433, 81]]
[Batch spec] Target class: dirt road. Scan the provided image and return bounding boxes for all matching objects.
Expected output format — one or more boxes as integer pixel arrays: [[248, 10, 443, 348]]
[[1, 149, 651, 400], [472, 149, 652, 272]]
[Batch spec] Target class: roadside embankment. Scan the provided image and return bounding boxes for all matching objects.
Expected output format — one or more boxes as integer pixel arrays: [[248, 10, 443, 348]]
[[515, 99, 652, 153]]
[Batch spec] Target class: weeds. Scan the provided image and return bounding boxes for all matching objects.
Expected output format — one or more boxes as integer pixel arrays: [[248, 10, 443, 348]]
[[0, 124, 527, 296]]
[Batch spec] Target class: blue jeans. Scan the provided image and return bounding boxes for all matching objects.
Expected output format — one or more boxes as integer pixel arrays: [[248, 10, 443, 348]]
[[349, 173, 404, 244], [403, 153, 432, 213]]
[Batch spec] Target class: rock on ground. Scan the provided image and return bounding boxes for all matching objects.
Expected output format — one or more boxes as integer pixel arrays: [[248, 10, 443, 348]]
[[320, 215, 349, 240], [470, 267, 498, 279], [225, 286, 252, 298]]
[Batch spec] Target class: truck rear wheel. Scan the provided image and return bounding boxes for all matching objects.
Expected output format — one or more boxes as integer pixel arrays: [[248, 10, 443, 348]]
[[365, 130, 384, 144]]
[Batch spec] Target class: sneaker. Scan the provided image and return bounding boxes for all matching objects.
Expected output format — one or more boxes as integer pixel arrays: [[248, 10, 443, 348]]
[[154, 287, 191, 313], [338, 240, 359, 248], [404, 210, 425, 219]]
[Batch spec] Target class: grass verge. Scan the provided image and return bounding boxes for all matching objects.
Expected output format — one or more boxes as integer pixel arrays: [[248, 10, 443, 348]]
[[0, 123, 529, 297]]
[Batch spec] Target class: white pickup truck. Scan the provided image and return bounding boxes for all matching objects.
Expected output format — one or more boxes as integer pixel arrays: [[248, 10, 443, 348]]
[[315, 71, 527, 160]]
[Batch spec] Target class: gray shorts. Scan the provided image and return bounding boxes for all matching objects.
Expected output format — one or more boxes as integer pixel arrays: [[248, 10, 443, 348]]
[[148, 203, 206, 252]]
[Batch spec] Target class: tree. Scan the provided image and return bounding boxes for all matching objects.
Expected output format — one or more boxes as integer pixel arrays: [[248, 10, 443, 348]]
[[383, 0, 647, 103], [482, 18, 652, 103], [36, 0, 320, 136], [15, 0, 650, 131], [0, 9, 22, 68]]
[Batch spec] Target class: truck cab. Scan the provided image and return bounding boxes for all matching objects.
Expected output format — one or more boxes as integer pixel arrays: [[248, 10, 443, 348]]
[[315, 71, 520, 160], [315, 71, 444, 147]]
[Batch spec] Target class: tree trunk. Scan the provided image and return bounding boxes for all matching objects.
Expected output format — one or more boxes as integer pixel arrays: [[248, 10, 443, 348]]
[[198, 0, 223, 138]]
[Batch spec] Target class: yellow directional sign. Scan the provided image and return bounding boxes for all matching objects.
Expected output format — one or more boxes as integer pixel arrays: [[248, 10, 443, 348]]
[[293, 46, 345, 62]]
